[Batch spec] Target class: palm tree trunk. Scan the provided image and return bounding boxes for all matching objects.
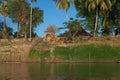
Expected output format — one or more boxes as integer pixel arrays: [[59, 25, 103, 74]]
[[25, 33, 27, 39], [66, 10, 68, 22], [3, 16, 6, 29], [30, 6, 32, 40], [3, 16, 7, 39], [94, 7, 98, 37], [17, 22, 20, 38]]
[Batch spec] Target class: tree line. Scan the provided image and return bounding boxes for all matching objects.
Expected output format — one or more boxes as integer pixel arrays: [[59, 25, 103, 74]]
[[53, 0, 120, 37], [0, 0, 120, 39], [0, 0, 43, 39]]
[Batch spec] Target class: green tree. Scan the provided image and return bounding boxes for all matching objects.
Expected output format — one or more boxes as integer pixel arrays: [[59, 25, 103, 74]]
[[0, 22, 13, 39], [53, 0, 71, 22], [99, 0, 120, 36], [20, 7, 43, 39], [85, 0, 112, 37], [74, 0, 112, 37], [32, 8, 43, 28], [7, 0, 43, 38], [62, 18, 86, 40], [7, 0, 30, 38], [74, 0, 96, 34], [30, 0, 37, 40], [110, 0, 120, 28], [0, 0, 9, 38]]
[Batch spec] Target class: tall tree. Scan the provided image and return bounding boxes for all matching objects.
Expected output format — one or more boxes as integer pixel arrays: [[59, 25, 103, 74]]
[[53, 0, 70, 22], [74, 0, 95, 34], [0, 21, 13, 39], [110, 0, 120, 28], [30, 0, 37, 40], [0, 0, 9, 38], [85, 0, 112, 37], [7, 0, 30, 38], [74, 0, 112, 37]]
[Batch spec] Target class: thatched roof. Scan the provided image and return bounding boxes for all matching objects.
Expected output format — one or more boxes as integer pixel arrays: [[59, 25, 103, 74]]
[[59, 29, 92, 37], [75, 29, 92, 36]]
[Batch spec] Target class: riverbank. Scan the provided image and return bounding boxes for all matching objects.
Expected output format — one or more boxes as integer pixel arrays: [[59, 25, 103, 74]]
[[0, 36, 120, 63], [29, 42, 120, 63]]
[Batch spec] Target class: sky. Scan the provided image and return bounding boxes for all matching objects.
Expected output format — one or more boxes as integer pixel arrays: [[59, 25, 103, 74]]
[[0, 0, 77, 37], [34, 0, 77, 37]]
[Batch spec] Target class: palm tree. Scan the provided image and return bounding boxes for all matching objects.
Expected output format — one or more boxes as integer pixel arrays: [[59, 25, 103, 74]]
[[7, 0, 30, 38], [30, 0, 37, 40], [53, 0, 70, 22], [85, 0, 112, 37], [0, 1, 8, 38]]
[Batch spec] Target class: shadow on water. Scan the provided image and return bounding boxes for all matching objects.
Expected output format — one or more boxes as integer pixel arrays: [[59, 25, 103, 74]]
[[0, 63, 120, 80]]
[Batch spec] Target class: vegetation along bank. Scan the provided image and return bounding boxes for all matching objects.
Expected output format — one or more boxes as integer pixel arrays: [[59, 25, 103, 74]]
[[29, 40, 120, 63], [0, 37, 120, 63]]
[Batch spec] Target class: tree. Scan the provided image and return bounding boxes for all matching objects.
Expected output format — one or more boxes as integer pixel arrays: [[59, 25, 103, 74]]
[[61, 18, 91, 40], [30, 0, 37, 40], [99, 0, 120, 36], [74, 0, 96, 34], [19, 7, 43, 39], [0, 21, 13, 39], [7, 0, 43, 39], [85, 0, 112, 37], [53, 0, 71, 22], [0, 0, 9, 38], [7, 0, 30, 38], [74, 0, 112, 37], [109, 0, 120, 28], [32, 8, 43, 28]]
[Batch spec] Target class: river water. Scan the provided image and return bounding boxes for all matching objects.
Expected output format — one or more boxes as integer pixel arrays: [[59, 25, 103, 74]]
[[0, 63, 120, 80]]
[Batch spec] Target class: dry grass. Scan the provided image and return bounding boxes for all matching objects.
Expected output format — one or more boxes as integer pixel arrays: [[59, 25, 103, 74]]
[[88, 36, 120, 47]]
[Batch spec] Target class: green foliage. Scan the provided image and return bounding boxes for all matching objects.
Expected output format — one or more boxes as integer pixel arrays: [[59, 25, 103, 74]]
[[0, 22, 13, 39], [74, 0, 113, 36], [54, 46, 71, 60], [61, 18, 85, 39], [7, 0, 30, 23], [53, 0, 71, 21], [0, 43, 12, 46], [53, 0, 70, 11], [32, 8, 43, 28], [0, 0, 9, 17], [6, 0, 43, 38], [109, 0, 120, 28], [1, 49, 11, 52], [54, 44, 120, 61], [29, 49, 50, 61]]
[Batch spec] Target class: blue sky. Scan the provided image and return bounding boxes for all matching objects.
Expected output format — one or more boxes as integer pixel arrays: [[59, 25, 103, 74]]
[[34, 0, 77, 37], [0, 0, 77, 37]]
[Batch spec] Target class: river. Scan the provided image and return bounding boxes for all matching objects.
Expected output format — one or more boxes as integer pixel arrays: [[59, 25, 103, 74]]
[[0, 63, 120, 80]]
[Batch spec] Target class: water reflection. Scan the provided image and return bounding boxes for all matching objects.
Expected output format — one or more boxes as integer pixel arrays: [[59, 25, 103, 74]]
[[0, 63, 29, 80], [0, 63, 120, 80]]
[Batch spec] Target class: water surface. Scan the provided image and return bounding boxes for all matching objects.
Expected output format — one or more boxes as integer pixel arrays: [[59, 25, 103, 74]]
[[0, 63, 120, 80]]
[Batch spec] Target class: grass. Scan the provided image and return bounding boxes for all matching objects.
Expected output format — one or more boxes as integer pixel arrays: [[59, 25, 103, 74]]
[[29, 49, 50, 61], [1, 50, 11, 52], [29, 43, 120, 62], [0, 43, 13, 47], [54, 44, 120, 61]]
